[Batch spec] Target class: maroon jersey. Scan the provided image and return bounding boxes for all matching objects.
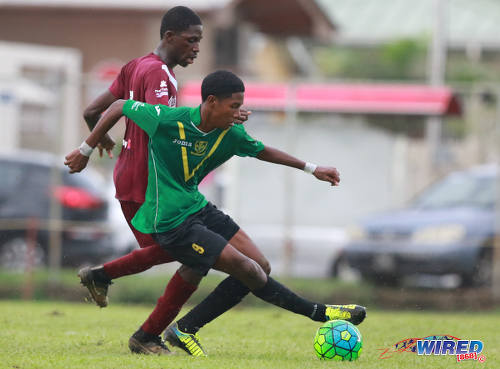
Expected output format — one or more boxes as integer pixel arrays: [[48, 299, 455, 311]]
[[109, 53, 177, 203]]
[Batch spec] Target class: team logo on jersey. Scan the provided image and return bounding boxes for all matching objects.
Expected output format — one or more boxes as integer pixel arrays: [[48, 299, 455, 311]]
[[154, 80, 169, 98], [172, 139, 192, 147], [168, 95, 177, 107], [191, 140, 208, 156]]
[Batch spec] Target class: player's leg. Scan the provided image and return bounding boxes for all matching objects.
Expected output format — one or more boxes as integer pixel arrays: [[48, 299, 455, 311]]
[[153, 220, 242, 356], [212, 244, 340, 320], [78, 201, 175, 307], [128, 263, 201, 355], [229, 228, 271, 273], [200, 204, 271, 274], [115, 203, 202, 355], [79, 200, 202, 355], [103, 200, 175, 277], [176, 229, 364, 333], [132, 264, 201, 339], [162, 225, 364, 355], [173, 229, 264, 335], [214, 245, 366, 325], [164, 241, 326, 356], [170, 219, 364, 344], [169, 204, 269, 335]]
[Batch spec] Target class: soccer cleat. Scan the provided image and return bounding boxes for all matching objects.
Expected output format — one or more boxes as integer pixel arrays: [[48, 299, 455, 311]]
[[78, 266, 112, 308], [129, 329, 174, 355], [163, 322, 206, 357], [325, 304, 366, 325]]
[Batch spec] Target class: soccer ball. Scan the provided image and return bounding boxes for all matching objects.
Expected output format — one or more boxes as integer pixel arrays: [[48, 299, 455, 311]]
[[314, 320, 363, 361]]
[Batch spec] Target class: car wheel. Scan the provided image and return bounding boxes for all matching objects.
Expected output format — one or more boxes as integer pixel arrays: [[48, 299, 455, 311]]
[[0, 237, 46, 270], [330, 255, 360, 282], [363, 272, 400, 287], [461, 249, 492, 287]]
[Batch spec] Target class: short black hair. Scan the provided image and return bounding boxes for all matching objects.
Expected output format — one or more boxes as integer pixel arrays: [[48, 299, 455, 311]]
[[160, 6, 202, 39], [201, 70, 245, 102]]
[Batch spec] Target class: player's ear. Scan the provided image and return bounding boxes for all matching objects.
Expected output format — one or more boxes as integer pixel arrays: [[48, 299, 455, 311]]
[[163, 30, 176, 41], [206, 95, 217, 105]]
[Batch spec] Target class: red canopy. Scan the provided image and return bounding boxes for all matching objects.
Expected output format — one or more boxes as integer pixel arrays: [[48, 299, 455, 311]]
[[179, 82, 461, 116]]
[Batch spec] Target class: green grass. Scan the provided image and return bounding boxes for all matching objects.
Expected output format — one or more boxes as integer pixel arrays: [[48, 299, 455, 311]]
[[0, 300, 498, 369], [0, 268, 373, 307]]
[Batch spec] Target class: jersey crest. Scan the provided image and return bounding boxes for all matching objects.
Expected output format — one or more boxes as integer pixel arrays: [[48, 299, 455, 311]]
[[177, 122, 229, 182], [191, 140, 208, 156]]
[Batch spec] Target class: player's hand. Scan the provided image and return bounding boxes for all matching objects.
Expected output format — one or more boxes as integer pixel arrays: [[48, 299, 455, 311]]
[[313, 166, 340, 186], [97, 134, 115, 158], [233, 108, 252, 124], [64, 148, 90, 173]]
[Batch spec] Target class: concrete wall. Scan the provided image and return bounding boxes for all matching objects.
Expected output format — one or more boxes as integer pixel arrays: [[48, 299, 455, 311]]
[[223, 113, 404, 228]]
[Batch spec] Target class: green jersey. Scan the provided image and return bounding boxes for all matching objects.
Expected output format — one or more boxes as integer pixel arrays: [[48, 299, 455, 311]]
[[122, 99, 264, 233]]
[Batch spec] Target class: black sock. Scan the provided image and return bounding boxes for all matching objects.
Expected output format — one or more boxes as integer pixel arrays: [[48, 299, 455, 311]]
[[177, 276, 250, 334], [132, 327, 158, 342], [252, 276, 326, 322]]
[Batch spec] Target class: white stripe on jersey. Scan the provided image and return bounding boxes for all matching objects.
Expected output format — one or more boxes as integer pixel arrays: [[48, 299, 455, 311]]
[[162, 65, 178, 91]]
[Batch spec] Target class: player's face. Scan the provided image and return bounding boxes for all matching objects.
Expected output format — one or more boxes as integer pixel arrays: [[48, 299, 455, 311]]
[[170, 25, 203, 67], [212, 92, 244, 129]]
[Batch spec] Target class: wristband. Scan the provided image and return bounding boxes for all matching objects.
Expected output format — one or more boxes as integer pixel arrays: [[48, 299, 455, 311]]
[[304, 162, 317, 174], [79, 141, 94, 157]]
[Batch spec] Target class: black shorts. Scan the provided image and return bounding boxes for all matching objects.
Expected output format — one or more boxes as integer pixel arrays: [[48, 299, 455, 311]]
[[152, 202, 240, 276]]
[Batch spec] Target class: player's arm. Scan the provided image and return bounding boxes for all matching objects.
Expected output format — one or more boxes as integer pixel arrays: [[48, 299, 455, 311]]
[[83, 90, 118, 158], [256, 145, 340, 186], [66, 99, 164, 173], [66, 99, 127, 173]]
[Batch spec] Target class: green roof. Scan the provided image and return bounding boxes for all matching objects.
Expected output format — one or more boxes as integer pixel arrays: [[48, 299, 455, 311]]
[[317, 0, 500, 48]]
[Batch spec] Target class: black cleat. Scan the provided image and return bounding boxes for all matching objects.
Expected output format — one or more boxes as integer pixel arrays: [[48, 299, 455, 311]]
[[78, 266, 112, 308], [129, 328, 173, 355]]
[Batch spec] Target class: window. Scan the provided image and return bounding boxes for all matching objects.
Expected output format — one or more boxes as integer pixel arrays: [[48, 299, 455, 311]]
[[215, 26, 239, 68]]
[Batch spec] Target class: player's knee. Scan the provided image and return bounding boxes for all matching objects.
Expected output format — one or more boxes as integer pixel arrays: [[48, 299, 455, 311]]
[[240, 257, 266, 284], [260, 259, 271, 275], [177, 265, 202, 286]]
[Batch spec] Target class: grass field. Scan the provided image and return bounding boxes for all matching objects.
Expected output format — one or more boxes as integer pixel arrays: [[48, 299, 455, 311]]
[[0, 300, 498, 369], [0, 269, 373, 307]]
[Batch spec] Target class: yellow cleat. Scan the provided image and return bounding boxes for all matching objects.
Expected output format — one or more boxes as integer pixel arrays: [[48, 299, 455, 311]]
[[325, 304, 366, 325], [164, 322, 206, 357]]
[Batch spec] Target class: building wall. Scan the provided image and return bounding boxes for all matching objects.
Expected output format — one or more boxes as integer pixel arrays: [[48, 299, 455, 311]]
[[227, 109, 496, 230], [229, 112, 404, 228], [0, 7, 219, 150], [0, 8, 213, 77]]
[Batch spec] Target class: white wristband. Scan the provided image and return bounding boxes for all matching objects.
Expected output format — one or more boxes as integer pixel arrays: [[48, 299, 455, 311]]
[[304, 162, 317, 174], [79, 141, 94, 157]]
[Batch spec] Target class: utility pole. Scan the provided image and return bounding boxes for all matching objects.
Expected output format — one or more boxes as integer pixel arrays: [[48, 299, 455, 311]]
[[283, 85, 297, 277], [426, 0, 447, 168], [493, 87, 500, 301]]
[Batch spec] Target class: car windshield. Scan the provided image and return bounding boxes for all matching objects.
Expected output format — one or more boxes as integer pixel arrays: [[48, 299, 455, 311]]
[[412, 173, 496, 209]]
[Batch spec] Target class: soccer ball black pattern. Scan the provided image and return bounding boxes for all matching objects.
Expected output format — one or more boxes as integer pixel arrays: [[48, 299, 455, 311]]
[[314, 320, 363, 360]]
